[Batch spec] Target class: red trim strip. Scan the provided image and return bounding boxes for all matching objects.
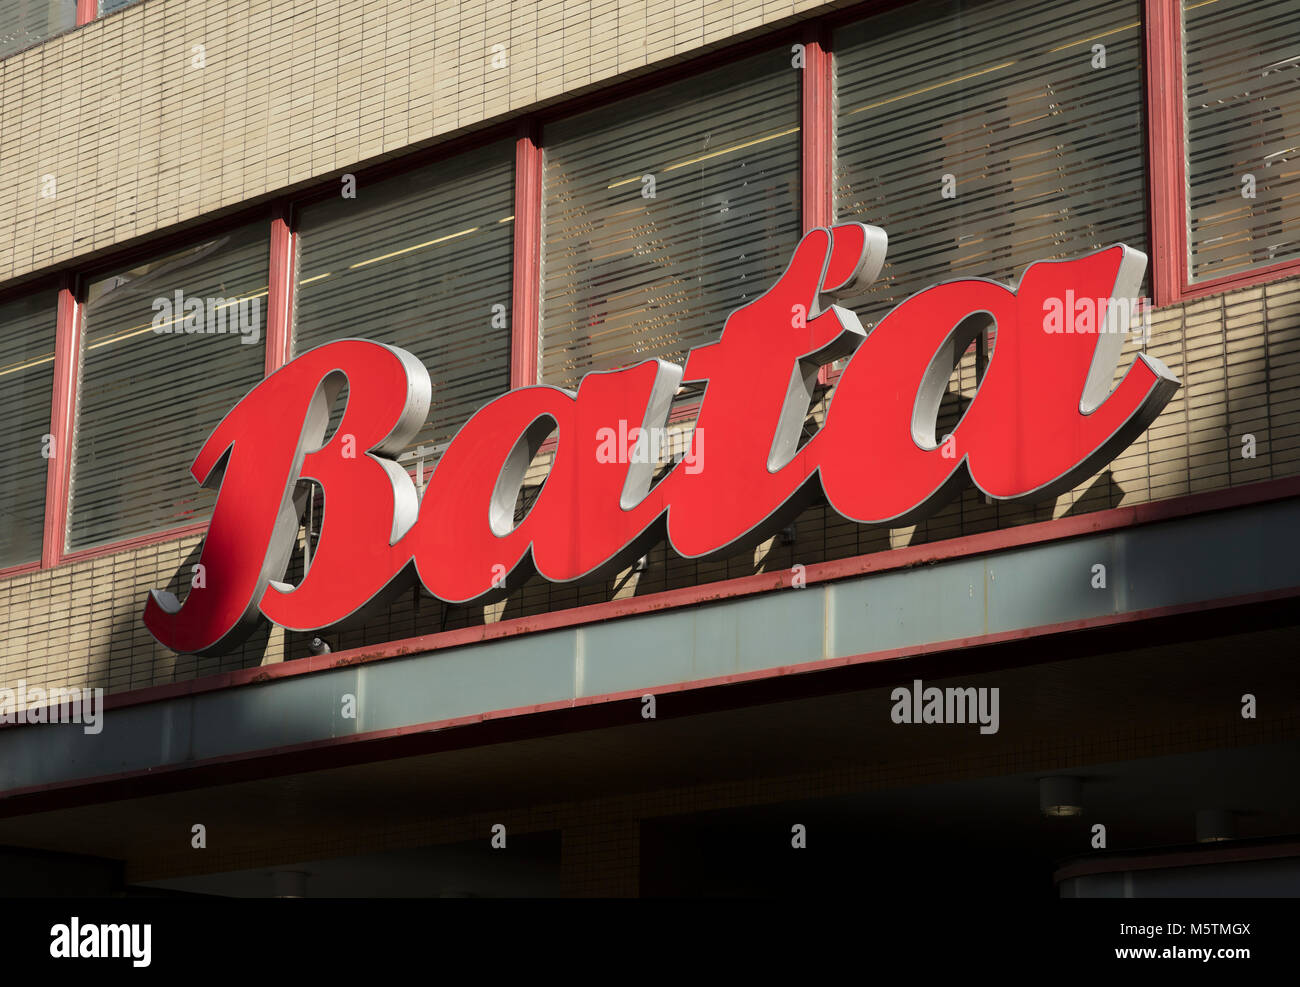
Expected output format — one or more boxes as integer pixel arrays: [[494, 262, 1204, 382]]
[[56, 522, 210, 568], [265, 202, 295, 373], [1181, 257, 1300, 302], [2, 585, 1294, 805], [1055, 839, 1300, 883], [801, 23, 833, 234], [802, 23, 836, 388], [19, 473, 1294, 719], [0, 561, 40, 580], [41, 275, 81, 568], [1144, 0, 1185, 308], [511, 120, 542, 390], [74, 0, 97, 27]]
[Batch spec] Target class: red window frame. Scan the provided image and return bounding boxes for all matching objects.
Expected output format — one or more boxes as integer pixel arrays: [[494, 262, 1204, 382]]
[[2, 0, 1297, 584], [34, 206, 279, 571], [1144, 0, 1300, 305], [511, 120, 543, 390], [0, 275, 63, 578]]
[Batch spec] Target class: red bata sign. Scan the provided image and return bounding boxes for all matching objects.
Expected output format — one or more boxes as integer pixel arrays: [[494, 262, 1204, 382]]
[[145, 224, 1179, 655]]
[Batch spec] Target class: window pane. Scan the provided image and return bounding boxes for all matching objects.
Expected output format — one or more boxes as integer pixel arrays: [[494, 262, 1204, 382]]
[[98, 0, 140, 14], [540, 49, 801, 390], [70, 222, 270, 551], [0, 290, 56, 567], [835, 0, 1147, 325], [0, 0, 75, 58], [1186, 0, 1300, 280], [293, 141, 514, 457]]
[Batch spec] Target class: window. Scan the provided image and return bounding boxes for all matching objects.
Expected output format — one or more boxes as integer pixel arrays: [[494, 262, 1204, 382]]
[[540, 48, 802, 391], [293, 141, 515, 461], [835, 0, 1147, 324], [0, 0, 75, 58], [1185, 0, 1300, 281], [0, 289, 57, 567], [98, 0, 140, 13], [68, 222, 270, 551]]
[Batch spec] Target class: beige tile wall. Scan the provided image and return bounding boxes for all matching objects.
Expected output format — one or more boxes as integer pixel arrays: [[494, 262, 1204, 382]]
[[0, 0, 1298, 700], [0, 0, 850, 284], [1, 275, 1297, 699]]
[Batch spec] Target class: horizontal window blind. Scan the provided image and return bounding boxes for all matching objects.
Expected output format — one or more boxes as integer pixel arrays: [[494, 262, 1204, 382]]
[[294, 141, 514, 462], [0, 290, 56, 567], [0, 0, 74, 58], [540, 48, 802, 391], [69, 222, 270, 551], [835, 0, 1147, 326], [1186, 0, 1300, 280]]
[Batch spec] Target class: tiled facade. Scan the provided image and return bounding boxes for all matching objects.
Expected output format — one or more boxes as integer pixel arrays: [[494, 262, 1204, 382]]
[[0, 0, 853, 283], [2, 274, 1298, 699], [1, 0, 1297, 904], [0, 1, 1296, 739]]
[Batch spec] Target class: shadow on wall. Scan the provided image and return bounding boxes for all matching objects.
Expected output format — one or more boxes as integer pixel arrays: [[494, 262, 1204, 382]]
[[143, 274, 1293, 675], [108, 537, 274, 692], [141, 389, 1131, 676]]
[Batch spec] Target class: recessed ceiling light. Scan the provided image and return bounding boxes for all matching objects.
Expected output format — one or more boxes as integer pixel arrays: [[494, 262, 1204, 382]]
[[1039, 776, 1083, 817], [1196, 809, 1235, 844]]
